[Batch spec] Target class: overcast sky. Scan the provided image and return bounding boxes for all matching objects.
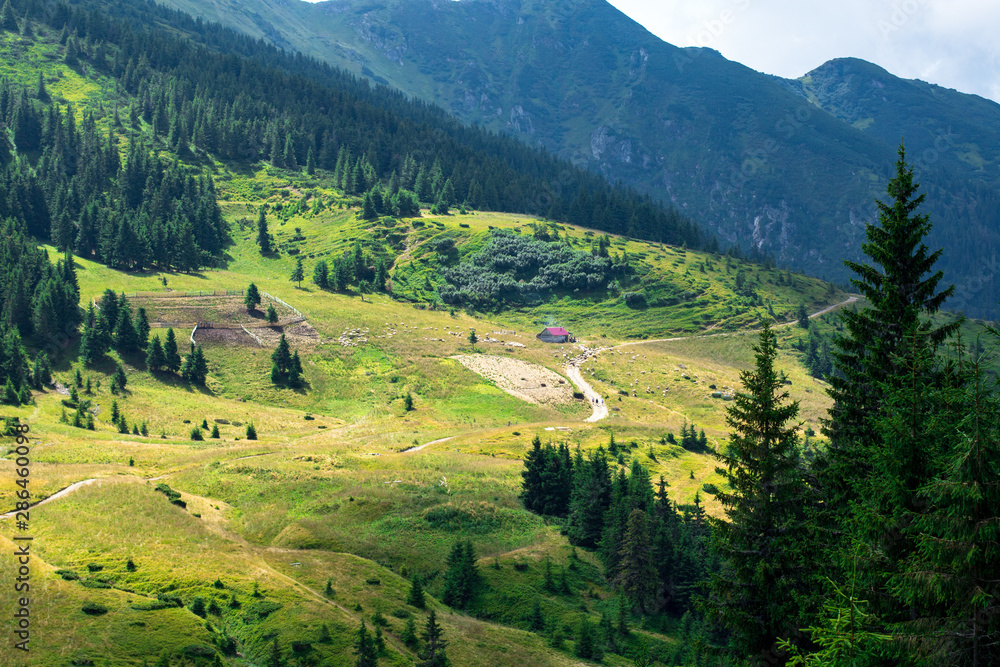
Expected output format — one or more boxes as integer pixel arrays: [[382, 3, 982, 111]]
[[606, 0, 1000, 102], [298, 0, 1000, 103]]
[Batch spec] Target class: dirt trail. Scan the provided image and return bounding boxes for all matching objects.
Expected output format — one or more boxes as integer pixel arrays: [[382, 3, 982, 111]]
[[0, 450, 275, 519], [568, 296, 859, 422], [0, 478, 99, 519], [565, 364, 608, 422], [400, 436, 455, 454]]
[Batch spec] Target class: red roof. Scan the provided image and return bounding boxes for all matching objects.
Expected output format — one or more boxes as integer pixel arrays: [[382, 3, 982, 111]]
[[544, 327, 570, 336]]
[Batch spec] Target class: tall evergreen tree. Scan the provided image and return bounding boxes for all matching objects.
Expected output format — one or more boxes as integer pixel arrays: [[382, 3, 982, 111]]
[[113, 303, 139, 354], [353, 620, 378, 667], [407, 575, 426, 609], [615, 509, 659, 613], [705, 323, 814, 661], [79, 303, 107, 365], [244, 283, 261, 312], [291, 256, 304, 288], [146, 334, 165, 371], [312, 260, 329, 289], [97, 290, 120, 337], [442, 540, 480, 610], [270, 334, 293, 385], [0, 0, 18, 32], [824, 144, 960, 508], [821, 144, 962, 633], [113, 362, 128, 394], [135, 307, 150, 351], [256, 208, 271, 255], [419, 610, 449, 667], [163, 327, 181, 373], [567, 446, 611, 548], [288, 350, 303, 388]]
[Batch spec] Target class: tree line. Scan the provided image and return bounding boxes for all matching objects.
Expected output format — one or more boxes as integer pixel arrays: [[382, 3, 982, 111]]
[[7, 0, 708, 250], [0, 74, 227, 271], [520, 436, 714, 619]]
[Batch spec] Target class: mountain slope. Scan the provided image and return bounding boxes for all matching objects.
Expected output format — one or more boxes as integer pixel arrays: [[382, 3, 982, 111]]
[[154, 0, 1000, 318]]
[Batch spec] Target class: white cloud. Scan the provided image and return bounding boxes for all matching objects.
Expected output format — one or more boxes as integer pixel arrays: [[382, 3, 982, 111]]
[[607, 0, 1000, 102]]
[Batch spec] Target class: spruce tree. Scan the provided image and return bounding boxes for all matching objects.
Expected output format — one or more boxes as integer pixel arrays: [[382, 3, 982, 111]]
[[567, 447, 611, 548], [113, 305, 139, 354], [80, 303, 107, 365], [0, 0, 18, 32], [135, 308, 150, 351], [615, 509, 658, 613], [256, 209, 271, 255], [353, 620, 378, 667], [191, 346, 208, 385], [291, 257, 304, 288], [271, 334, 292, 385], [312, 259, 329, 289], [31, 352, 51, 389], [442, 540, 480, 610], [283, 134, 297, 170], [2, 378, 19, 405], [419, 610, 449, 667], [362, 192, 377, 220], [529, 597, 545, 632], [403, 616, 419, 648], [825, 144, 960, 507], [407, 576, 426, 609], [97, 290, 119, 337], [797, 303, 810, 329], [181, 343, 196, 383], [113, 362, 128, 394], [266, 303, 278, 324], [163, 328, 181, 373], [705, 323, 813, 660], [306, 145, 316, 175], [575, 617, 600, 660], [146, 335, 165, 371], [246, 422, 257, 440], [244, 283, 261, 312], [822, 144, 962, 630], [289, 351, 303, 388]]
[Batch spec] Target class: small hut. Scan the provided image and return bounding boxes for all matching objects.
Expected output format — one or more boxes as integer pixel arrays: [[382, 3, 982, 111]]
[[537, 327, 571, 343]]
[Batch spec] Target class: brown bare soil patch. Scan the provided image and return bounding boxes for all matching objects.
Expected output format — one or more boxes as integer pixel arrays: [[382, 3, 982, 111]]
[[452, 355, 574, 405]]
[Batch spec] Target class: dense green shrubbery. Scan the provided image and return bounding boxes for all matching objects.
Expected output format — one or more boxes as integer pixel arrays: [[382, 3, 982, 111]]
[[440, 230, 629, 307], [81, 602, 108, 616]]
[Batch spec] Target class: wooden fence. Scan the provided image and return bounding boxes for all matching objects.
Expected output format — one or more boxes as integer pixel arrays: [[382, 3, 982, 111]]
[[121, 289, 245, 299], [150, 316, 306, 330]]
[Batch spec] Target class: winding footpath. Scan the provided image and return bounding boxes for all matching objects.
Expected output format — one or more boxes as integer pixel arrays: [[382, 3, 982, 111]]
[[565, 363, 609, 422], [564, 296, 859, 422]]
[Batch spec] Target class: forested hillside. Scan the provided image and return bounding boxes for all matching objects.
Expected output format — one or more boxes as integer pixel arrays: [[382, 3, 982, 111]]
[[154, 0, 1000, 319]]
